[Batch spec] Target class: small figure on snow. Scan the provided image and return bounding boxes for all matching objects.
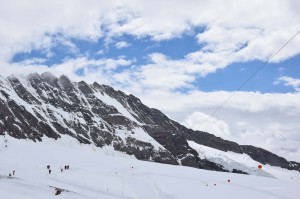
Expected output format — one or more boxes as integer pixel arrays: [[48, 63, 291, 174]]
[[49, 169, 51, 174], [13, 170, 15, 175]]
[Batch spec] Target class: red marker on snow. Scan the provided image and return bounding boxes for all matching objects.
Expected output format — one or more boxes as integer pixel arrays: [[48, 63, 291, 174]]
[[258, 164, 262, 169]]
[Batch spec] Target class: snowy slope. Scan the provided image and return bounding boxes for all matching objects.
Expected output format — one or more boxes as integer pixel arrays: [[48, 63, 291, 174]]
[[188, 141, 300, 179], [0, 136, 299, 199], [93, 91, 141, 124]]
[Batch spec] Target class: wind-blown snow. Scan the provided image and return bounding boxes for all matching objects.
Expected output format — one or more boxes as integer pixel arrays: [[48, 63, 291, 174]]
[[0, 135, 299, 199]]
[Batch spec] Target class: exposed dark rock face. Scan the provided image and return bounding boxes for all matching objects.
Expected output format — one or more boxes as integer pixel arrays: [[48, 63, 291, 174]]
[[198, 158, 228, 172], [290, 162, 300, 171], [186, 129, 243, 154], [0, 73, 299, 174], [241, 145, 300, 169], [232, 169, 248, 175]]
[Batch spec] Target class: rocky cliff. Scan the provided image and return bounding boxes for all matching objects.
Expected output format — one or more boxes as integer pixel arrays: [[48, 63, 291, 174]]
[[0, 73, 299, 174]]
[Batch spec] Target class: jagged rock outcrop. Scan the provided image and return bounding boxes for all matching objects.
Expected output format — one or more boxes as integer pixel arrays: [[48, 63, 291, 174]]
[[0, 73, 299, 174]]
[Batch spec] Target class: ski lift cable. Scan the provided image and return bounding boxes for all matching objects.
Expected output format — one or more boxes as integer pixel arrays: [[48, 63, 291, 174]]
[[200, 29, 300, 128]]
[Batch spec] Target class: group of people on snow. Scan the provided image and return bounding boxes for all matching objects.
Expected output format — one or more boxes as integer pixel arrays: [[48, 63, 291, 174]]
[[8, 170, 15, 177], [47, 164, 70, 174]]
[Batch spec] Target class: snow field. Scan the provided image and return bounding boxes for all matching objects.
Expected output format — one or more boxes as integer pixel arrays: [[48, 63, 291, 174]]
[[0, 136, 299, 199]]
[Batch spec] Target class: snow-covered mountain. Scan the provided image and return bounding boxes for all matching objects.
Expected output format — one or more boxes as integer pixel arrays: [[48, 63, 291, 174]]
[[0, 73, 299, 176]]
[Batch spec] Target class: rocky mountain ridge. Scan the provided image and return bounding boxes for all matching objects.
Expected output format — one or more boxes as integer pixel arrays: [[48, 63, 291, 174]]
[[0, 73, 299, 175]]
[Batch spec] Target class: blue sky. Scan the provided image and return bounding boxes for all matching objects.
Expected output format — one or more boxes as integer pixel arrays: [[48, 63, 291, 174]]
[[10, 32, 300, 93], [1, 0, 300, 161]]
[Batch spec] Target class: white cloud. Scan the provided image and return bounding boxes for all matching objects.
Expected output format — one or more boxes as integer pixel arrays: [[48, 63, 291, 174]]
[[115, 41, 130, 49], [275, 76, 300, 91], [1, 0, 300, 66], [0, 56, 133, 86], [108, 0, 300, 66], [96, 50, 104, 55], [0, 0, 126, 60], [18, 58, 47, 65], [183, 112, 231, 139], [112, 52, 231, 92], [52, 36, 79, 54]]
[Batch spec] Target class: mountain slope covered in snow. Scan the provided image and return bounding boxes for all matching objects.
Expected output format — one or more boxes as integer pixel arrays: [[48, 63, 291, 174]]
[[0, 73, 299, 176]]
